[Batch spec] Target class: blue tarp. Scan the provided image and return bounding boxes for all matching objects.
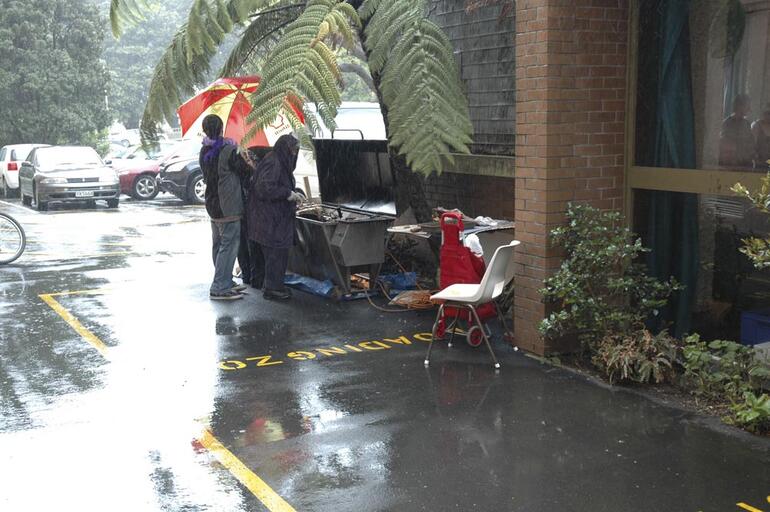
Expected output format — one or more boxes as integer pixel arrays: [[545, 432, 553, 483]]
[[284, 272, 418, 300]]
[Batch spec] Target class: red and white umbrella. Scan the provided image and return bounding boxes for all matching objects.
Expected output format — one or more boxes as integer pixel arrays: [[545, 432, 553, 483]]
[[177, 76, 304, 147]]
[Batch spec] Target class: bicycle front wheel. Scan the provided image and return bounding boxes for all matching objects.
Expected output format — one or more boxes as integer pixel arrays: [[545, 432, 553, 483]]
[[0, 212, 26, 264]]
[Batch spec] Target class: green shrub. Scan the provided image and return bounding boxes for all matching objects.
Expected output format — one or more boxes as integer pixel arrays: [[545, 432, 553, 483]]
[[593, 330, 678, 385], [539, 203, 680, 348], [681, 334, 770, 403], [730, 391, 770, 433]]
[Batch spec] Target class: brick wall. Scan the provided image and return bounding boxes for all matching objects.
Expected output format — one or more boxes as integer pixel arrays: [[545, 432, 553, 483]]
[[424, 172, 515, 221], [513, 0, 629, 355]]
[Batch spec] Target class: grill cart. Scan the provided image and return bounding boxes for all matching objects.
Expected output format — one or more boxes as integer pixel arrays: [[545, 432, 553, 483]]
[[289, 139, 396, 298]]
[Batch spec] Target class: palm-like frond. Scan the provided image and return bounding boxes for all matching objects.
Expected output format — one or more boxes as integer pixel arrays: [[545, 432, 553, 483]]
[[136, 0, 275, 141], [360, 0, 473, 174], [110, 0, 151, 37], [246, 0, 361, 148], [219, 1, 305, 77]]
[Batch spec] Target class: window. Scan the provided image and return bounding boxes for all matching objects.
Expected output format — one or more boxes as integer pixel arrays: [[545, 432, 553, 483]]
[[629, 1, 770, 338], [635, 0, 770, 173]]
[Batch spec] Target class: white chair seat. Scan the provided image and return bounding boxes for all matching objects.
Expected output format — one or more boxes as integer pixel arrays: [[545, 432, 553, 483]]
[[431, 283, 481, 303]]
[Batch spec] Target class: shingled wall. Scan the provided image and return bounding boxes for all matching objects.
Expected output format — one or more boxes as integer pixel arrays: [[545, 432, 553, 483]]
[[424, 0, 516, 220]]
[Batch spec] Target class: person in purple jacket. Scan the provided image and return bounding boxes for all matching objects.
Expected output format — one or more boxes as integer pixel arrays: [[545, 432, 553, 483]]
[[247, 134, 302, 300]]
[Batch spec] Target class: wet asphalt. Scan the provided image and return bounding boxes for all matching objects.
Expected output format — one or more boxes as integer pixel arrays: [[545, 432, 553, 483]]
[[0, 196, 768, 512]]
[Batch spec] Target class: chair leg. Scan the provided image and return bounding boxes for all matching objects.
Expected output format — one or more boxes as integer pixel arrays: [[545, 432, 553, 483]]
[[425, 303, 445, 366], [494, 302, 512, 337], [469, 305, 501, 370], [447, 311, 458, 348], [494, 302, 519, 351]]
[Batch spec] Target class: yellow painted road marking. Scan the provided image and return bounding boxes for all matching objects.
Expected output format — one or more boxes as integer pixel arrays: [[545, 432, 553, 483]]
[[39, 293, 109, 358], [198, 429, 297, 512], [43, 288, 113, 298], [738, 503, 764, 512], [38, 287, 296, 508]]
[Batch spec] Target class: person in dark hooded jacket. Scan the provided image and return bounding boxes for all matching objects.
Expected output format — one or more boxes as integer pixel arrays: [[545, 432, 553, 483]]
[[247, 134, 302, 300]]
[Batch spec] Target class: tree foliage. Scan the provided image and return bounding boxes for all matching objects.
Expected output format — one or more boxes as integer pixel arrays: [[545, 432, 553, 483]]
[[109, 0, 473, 176], [0, 0, 111, 145], [100, 0, 196, 128]]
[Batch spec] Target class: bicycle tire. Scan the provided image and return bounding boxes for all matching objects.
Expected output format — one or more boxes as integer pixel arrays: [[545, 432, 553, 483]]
[[0, 212, 26, 264]]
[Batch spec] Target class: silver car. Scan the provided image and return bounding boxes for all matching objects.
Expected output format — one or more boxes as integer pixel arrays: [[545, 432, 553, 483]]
[[19, 146, 120, 211]]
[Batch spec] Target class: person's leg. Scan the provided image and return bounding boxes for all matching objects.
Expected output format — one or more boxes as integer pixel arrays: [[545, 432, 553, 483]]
[[211, 220, 242, 294], [237, 221, 251, 285], [211, 221, 221, 267], [263, 245, 290, 295], [249, 240, 265, 289]]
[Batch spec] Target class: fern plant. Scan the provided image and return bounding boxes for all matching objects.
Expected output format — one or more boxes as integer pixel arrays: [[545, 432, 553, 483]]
[[109, 0, 474, 176]]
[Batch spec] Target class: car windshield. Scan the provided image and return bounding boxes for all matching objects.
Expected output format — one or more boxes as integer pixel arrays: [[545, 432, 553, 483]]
[[36, 147, 102, 170]]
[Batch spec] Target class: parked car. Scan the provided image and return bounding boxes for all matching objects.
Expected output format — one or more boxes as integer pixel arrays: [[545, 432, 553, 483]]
[[0, 144, 49, 197], [107, 141, 177, 170], [19, 146, 120, 211], [111, 140, 192, 201], [157, 156, 204, 204]]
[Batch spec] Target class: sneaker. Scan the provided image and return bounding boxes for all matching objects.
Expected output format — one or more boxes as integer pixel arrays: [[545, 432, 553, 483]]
[[210, 290, 244, 301], [231, 283, 248, 292], [263, 289, 291, 301]]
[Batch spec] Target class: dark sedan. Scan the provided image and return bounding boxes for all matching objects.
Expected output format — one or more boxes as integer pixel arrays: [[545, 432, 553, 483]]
[[19, 146, 120, 211], [156, 156, 204, 204]]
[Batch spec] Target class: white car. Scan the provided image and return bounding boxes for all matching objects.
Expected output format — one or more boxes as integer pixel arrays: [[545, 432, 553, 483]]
[[0, 144, 49, 198]]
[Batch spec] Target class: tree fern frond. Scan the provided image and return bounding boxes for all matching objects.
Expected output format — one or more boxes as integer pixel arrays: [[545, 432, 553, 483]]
[[138, 0, 286, 144], [358, 0, 383, 21], [367, 6, 419, 72], [361, 5, 473, 175], [109, 0, 151, 37], [246, 0, 360, 145], [219, 1, 303, 77]]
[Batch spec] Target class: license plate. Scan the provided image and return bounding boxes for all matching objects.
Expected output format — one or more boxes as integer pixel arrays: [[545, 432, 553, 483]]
[[75, 191, 94, 198]]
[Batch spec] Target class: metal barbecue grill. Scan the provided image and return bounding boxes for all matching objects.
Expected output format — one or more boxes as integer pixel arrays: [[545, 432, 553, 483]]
[[289, 138, 396, 297]]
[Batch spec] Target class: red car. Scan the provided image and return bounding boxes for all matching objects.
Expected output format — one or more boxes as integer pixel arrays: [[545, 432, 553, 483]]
[[114, 140, 199, 200]]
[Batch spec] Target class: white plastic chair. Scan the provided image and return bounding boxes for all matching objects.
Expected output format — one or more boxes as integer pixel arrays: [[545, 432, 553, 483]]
[[425, 240, 521, 370]]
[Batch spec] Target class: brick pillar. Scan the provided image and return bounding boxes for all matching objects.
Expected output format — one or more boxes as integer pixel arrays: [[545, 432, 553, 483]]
[[513, 0, 629, 355]]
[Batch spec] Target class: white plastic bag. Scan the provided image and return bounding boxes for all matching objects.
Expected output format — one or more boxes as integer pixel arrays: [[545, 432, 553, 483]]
[[464, 233, 483, 256]]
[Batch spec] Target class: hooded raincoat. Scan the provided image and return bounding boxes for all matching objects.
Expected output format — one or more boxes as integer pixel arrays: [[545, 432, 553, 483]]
[[247, 135, 299, 249]]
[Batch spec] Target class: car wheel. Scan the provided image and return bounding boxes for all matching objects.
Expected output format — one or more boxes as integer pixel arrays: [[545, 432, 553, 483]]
[[107, 198, 119, 209], [21, 192, 31, 207], [131, 174, 159, 200], [33, 186, 48, 211], [187, 173, 206, 205]]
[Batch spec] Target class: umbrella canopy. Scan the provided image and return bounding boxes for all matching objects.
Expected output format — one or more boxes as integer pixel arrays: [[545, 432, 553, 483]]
[[177, 76, 304, 147]]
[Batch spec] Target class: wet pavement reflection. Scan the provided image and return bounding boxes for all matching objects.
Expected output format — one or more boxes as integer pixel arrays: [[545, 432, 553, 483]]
[[0, 197, 768, 511]]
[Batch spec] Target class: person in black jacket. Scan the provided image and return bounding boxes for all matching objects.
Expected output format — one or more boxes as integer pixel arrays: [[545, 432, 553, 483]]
[[247, 134, 301, 300], [200, 114, 255, 300]]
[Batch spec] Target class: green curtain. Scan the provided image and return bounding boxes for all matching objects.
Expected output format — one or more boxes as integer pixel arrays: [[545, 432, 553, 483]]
[[643, 0, 699, 337]]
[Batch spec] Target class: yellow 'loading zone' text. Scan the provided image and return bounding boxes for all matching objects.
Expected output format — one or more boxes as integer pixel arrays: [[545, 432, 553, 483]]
[[219, 332, 433, 371]]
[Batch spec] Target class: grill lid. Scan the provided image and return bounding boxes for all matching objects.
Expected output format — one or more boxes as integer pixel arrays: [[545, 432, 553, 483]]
[[313, 139, 396, 216]]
